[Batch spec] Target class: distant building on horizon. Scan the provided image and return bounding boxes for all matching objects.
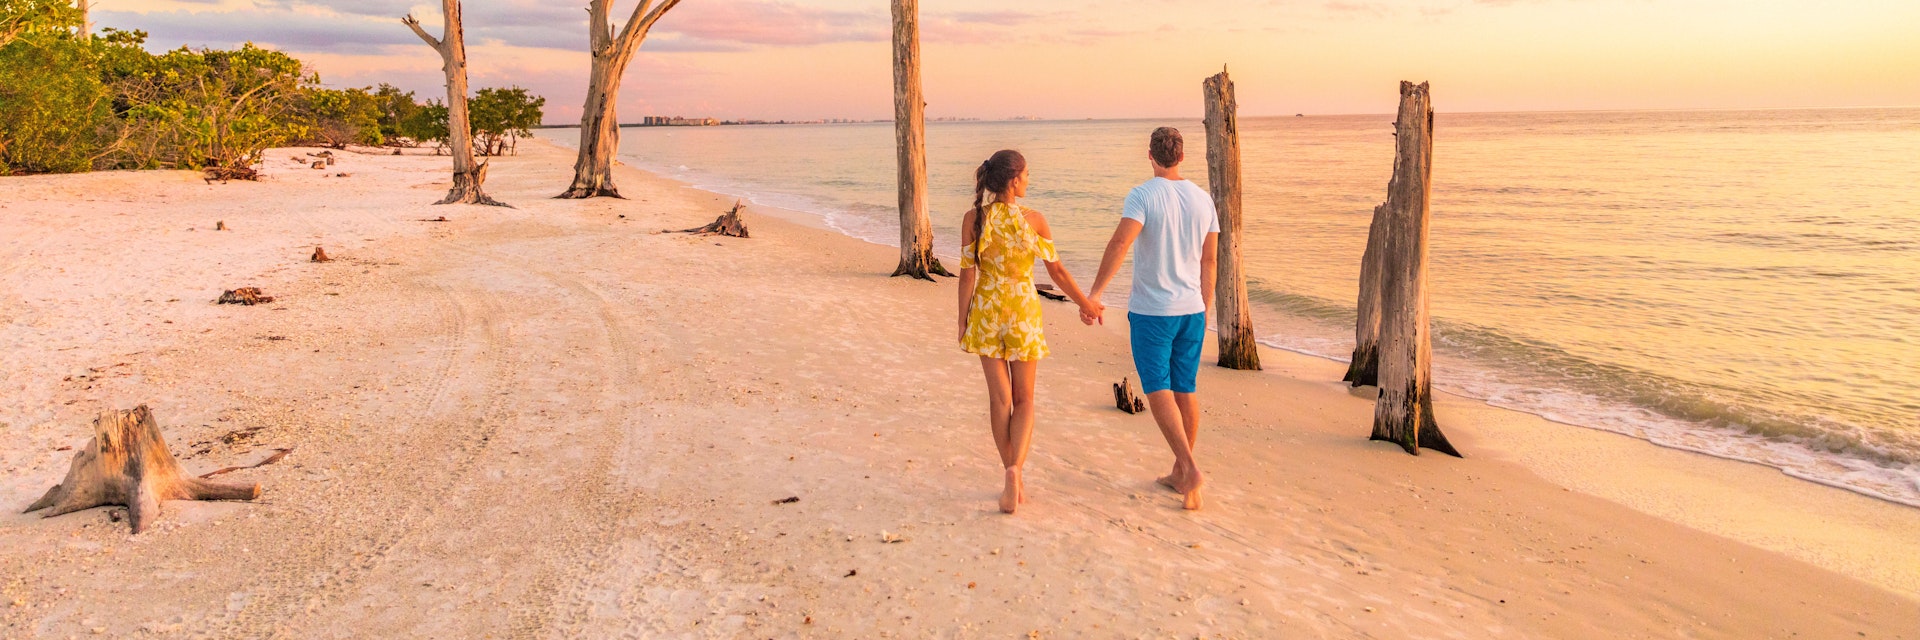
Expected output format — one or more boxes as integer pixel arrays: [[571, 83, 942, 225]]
[[639, 116, 719, 126]]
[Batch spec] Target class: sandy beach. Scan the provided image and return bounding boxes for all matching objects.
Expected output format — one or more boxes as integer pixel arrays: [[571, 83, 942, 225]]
[[1, 140, 1915, 638]]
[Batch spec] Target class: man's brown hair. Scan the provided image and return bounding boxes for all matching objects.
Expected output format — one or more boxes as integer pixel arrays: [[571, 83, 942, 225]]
[[1149, 127, 1183, 168]]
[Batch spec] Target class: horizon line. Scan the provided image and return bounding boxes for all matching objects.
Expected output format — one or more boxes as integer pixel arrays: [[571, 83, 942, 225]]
[[534, 104, 1920, 128]]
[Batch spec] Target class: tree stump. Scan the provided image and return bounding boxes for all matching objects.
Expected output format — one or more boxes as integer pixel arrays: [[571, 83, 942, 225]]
[[679, 201, 750, 238], [217, 288, 274, 305], [1113, 377, 1147, 414], [1344, 199, 1390, 387], [1202, 67, 1261, 371], [1370, 81, 1460, 458], [215, 220, 227, 231], [24, 406, 262, 533], [311, 246, 332, 262]]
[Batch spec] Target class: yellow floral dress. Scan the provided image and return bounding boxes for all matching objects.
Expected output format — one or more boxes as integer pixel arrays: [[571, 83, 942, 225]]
[[960, 202, 1059, 361]]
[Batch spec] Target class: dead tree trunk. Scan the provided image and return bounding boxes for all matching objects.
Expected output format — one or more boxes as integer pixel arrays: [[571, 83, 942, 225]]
[[889, 0, 952, 280], [1344, 200, 1389, 386], [25, 406, 262, 533], [1370, 81, 1459, 457], [1203, 68, 1260, 370], [404, 1, 507, 207], [78, 0, 90, 37], [557, 0, 684, 199]]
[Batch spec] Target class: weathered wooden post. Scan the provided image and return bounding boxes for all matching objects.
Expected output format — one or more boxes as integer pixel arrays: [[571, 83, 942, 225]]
[[889, 0, 952, 281], [403, 0, 507, 207], [1344, 200, 1389, 387], [1202, 68, 1260, 370], [1371, 81, 1459, 457]]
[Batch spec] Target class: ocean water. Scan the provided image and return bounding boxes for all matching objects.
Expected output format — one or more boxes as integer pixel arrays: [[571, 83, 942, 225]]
[[534, 108, 1920, 506]]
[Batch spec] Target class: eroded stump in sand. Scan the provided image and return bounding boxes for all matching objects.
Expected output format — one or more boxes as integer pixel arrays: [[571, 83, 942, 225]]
[[1203, 68, 1261, 371], [311, 246, 332, 262], [1369, 82, 1460, 458], [217, 288, 274, 305], [215, 220, 227, 231], [1113, 377, 1147, 414], [25, 406, 262, 533], [679, 201, 751, 238]]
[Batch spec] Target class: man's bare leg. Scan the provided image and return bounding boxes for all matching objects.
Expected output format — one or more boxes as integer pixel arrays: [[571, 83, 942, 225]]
[[1157, 391, 1201, 491], [1145, 389, 1204, 510]]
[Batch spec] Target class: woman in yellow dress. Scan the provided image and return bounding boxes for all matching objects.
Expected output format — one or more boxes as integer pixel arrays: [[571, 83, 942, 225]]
[[957, 150, 1104, 514]]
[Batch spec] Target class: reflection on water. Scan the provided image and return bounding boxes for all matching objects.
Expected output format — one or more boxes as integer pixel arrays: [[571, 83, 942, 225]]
[[537, 108, 1920, 506]]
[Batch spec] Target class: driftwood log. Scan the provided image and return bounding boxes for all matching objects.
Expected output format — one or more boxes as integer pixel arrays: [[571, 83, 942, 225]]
[[217, 288, 275, 305], [679, 201, 750, 238], [887, 0, 952, 281], [1369, 81, 1459, 458], [1035, 285, 1067, 302], [311, 246, 332, 262], [1202, 67, 1261, 371], [203, 167, 258, 184], [25, 406, 262, 533], [1113, 377, 1146, 414]]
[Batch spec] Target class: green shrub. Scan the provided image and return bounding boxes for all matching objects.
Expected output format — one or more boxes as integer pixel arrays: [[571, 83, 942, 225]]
[[469, 86, 543, 156], [298, 86, 383, 149], [0, 0, 110, 174]]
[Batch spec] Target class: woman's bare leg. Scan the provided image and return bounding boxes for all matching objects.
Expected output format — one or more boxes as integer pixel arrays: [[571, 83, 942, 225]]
[[1007, 359, 1040, 505], [979, 356, 1017, 512]]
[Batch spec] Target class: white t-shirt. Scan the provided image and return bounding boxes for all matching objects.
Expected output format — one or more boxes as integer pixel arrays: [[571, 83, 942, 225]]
[[1121, 177, 1219, 316]]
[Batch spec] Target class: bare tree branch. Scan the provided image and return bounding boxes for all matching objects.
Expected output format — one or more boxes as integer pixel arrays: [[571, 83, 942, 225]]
[[402, 14, 442, 52]]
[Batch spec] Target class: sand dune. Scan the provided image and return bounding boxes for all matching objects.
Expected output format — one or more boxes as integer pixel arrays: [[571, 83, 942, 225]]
[[0, 141, 1914, 638]]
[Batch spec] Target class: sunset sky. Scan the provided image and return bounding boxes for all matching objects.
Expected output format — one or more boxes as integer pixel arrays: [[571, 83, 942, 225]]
[[97, 0, 1920, 124]]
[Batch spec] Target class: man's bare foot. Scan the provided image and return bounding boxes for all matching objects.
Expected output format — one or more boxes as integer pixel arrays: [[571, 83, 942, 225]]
[[1000, 468, 1020, 514], [1174, 468, 1205, 511], [1156, 465, 1181, 492]]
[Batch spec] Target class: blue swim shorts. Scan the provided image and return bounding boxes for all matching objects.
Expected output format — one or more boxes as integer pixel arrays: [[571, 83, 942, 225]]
[[1128, 311, 1206, 394]]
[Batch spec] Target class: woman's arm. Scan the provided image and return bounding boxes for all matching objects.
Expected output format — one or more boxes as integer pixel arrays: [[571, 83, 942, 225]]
[[1025, 210, 1104, 324], [957, 208, 979, 341]]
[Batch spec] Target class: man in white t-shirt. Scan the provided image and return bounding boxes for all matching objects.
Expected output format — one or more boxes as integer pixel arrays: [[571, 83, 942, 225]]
[[1086, 127, 1218, 511]]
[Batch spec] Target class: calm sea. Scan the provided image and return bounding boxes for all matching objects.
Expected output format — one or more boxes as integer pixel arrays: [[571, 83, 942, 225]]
[[535, 108, 1920, 507]]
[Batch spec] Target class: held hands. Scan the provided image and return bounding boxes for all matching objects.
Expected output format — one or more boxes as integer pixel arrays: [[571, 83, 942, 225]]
[[1078, 299, 1105, 326]]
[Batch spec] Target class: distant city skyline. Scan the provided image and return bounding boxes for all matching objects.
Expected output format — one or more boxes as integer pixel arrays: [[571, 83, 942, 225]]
[[99, 0, 1920, 125]]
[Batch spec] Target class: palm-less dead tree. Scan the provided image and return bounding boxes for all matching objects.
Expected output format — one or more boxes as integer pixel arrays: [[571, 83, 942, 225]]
[[888, 0, 951, 280], [1370, 81, 1459, 457], [557, 0, 685, 199], [1202, 68, 1260, 370], [403, 0, 507, 206]]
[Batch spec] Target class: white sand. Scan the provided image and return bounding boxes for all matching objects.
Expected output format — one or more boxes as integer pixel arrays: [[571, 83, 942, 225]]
[[0, 140, 1914, 638]]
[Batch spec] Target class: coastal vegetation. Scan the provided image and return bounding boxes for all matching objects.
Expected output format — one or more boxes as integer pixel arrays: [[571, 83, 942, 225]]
[[0, 0, 541, 177]]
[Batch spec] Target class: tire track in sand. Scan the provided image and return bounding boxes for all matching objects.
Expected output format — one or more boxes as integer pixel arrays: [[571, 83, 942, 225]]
[[205, 260, 525, 638]]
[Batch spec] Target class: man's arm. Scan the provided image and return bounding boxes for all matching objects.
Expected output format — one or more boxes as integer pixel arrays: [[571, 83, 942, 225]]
[[1088, 218, 1143, 304], [1200, 231, 1218, 312]]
